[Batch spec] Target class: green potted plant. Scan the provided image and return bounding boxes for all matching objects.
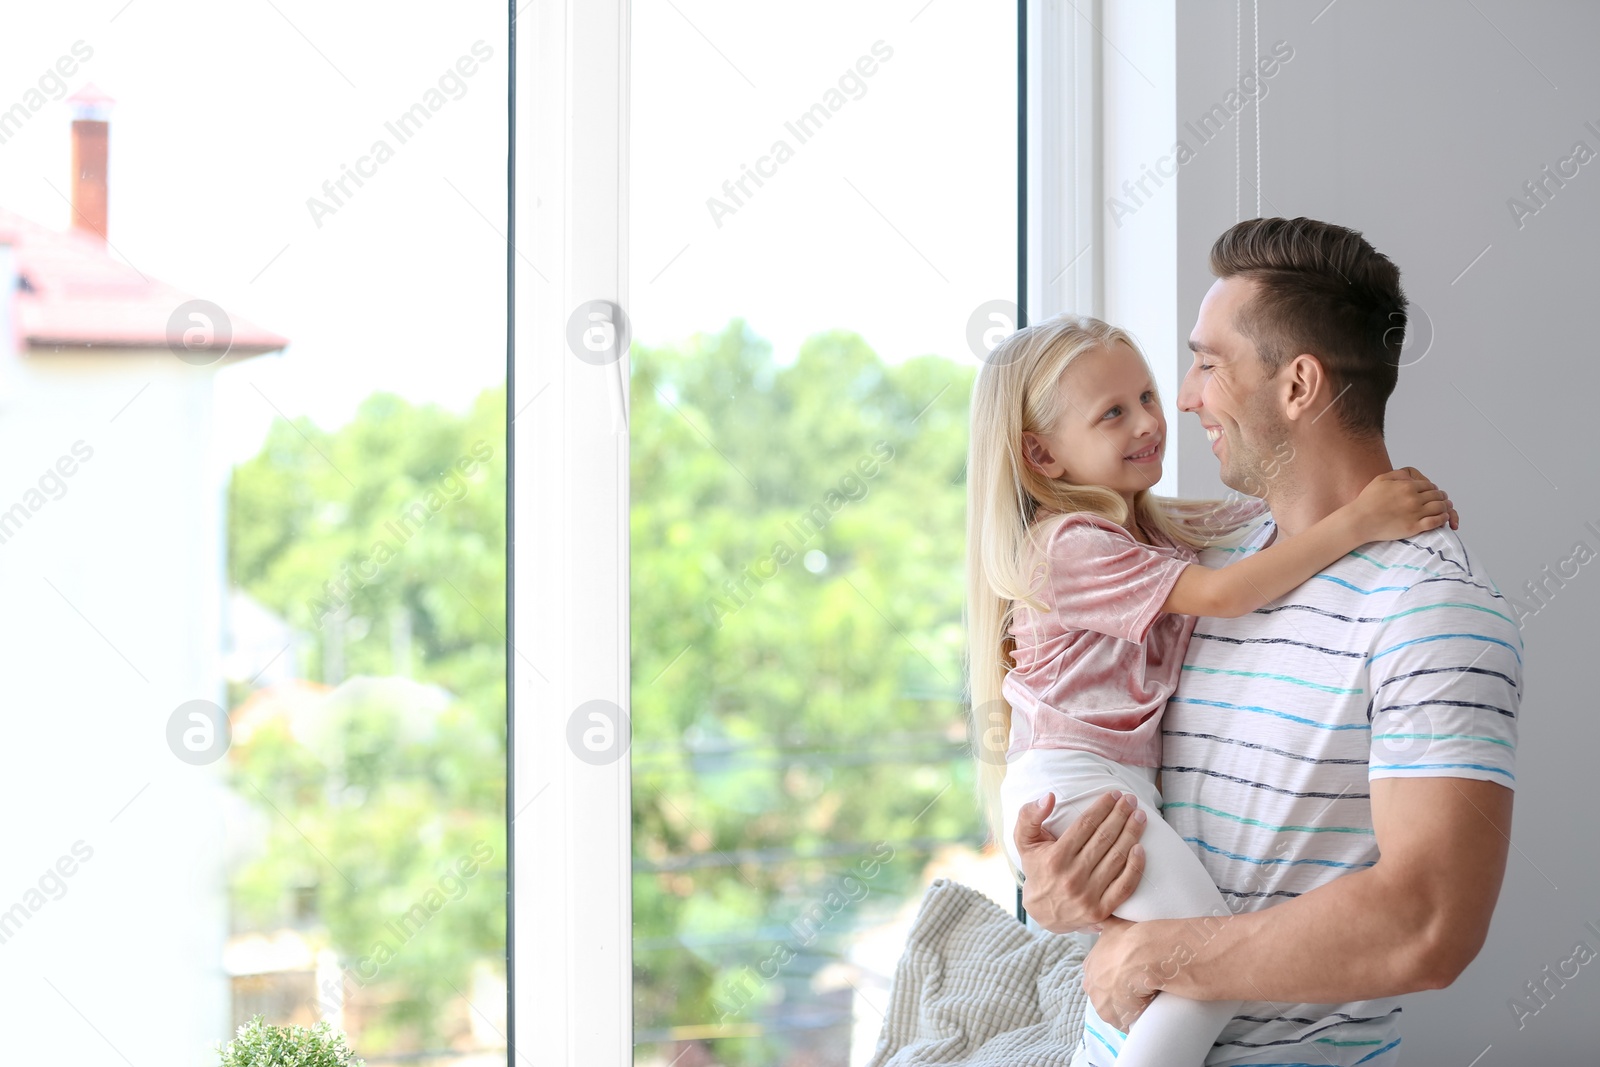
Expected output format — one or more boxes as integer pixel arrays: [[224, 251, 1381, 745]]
[[216, 1015, 365, 1067]]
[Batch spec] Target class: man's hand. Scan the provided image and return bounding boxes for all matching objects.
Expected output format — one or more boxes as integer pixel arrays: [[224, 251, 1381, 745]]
[[1015, 789, 1148, 934], [1082, 915, 1160, 1032]]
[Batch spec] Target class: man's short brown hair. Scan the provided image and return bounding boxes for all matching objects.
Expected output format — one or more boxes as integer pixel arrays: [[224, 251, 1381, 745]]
[[1209, 217, 1406, 439]]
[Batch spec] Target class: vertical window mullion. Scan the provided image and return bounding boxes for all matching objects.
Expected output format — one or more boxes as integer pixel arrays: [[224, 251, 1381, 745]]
[[1027, 0, 1103, 324], [513, 1, 632, 1063]]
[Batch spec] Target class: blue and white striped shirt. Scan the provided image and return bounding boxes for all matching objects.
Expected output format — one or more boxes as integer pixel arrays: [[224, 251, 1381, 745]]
[[1080, 511, 1522, 1066]]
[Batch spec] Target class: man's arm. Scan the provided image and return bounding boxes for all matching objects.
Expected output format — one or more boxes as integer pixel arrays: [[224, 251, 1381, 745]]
[[1088, 776, 1513, 1021]]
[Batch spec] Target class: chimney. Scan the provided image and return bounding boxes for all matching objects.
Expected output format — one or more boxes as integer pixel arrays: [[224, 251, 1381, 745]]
[[66, 83, 114, 242]]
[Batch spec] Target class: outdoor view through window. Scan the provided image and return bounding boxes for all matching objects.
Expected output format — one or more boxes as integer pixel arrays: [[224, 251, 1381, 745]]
[[628, 4, 1017, 1064], [0, 7, 508, 1066]]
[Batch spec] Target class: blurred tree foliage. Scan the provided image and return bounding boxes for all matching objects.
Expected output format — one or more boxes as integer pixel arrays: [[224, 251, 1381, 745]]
[[630, 321, 981, 1065], [226, 319, 983, 1065], [227, 387, 507, 1051]]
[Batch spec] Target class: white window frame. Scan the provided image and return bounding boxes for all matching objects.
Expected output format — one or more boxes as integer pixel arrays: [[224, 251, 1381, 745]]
[[514, 0, 633, 1061], [1025, 0, 1103, 323]]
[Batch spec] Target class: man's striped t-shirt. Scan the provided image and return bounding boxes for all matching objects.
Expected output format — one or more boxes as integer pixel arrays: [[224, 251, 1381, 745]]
[[1077, 509, 1523, 1067]]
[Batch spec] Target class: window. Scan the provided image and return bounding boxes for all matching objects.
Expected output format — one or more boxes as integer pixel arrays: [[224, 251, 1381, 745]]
[[517, 3, 1018, 1064]]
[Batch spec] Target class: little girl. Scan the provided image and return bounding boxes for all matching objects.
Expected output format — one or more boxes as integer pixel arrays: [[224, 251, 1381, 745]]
[[963, 313, 1455, 1067]]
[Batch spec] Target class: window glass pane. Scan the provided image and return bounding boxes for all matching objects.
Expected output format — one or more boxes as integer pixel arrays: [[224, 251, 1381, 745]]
[[630, 5, 1017, 1064], [0, 10, 507, 1066]]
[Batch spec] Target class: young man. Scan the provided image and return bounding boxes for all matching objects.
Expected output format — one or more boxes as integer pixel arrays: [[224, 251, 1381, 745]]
[[1014, 217, 1522, 1066]]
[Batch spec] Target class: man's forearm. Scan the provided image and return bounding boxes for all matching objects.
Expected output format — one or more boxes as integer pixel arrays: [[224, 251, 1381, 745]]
[[1134, 866, 1442, 1005], [1131, 778, 1511, 1006]]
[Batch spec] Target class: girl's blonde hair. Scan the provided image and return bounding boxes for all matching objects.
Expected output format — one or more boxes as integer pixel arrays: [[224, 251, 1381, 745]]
[[964, 312, 1265, 885]]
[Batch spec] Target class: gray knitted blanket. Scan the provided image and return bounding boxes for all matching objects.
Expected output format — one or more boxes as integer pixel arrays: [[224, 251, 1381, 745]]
[[864, 878, 1091, 1066]]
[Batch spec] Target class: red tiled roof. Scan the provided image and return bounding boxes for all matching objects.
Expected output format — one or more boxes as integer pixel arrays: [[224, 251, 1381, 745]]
[[0, 206, 288, 356]]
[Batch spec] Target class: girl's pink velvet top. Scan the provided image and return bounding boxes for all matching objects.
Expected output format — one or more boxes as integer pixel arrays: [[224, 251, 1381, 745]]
[[1001, 509, 1199, 768]]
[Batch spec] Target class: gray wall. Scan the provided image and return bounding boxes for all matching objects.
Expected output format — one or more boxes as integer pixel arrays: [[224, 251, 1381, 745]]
[[1170, 2, 1599, 1062]]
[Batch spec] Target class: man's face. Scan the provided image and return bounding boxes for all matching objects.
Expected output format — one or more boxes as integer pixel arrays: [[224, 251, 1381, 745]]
[[1178, 276, 1292, 498]]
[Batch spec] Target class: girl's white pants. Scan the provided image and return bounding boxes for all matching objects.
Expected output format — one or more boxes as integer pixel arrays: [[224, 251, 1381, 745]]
[[1001, 746, 1242, 1067]]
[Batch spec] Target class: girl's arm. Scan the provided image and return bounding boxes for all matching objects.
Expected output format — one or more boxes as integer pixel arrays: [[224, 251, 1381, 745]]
[[1161, 469, 1452, 618]]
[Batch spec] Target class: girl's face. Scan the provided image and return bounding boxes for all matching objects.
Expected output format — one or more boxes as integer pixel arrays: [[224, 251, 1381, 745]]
[[1020, 340, 1166, 499]]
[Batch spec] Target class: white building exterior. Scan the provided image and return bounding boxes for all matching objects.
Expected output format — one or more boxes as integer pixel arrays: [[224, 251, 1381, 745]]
[[0, 83, 287, 1067]]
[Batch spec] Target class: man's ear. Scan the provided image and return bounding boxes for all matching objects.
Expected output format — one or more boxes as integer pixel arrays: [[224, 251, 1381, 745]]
[[1282, 353, 1327, 422]]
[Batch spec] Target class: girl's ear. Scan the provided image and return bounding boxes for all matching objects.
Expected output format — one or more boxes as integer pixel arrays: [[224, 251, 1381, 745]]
[[1019, 432, 1040, 474], [1020, 432, 1056, 477]]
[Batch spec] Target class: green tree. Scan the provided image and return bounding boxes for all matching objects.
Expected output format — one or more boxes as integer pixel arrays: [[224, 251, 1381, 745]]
[[227, 319, 983, 1066], [630, 321, 981, 1064], [227, 388, 506, 1052]]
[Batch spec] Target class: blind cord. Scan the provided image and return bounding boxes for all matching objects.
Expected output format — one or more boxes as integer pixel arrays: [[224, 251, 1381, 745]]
[[1254, 0, 1261, 218], [1234, 0, 1241, 223]]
